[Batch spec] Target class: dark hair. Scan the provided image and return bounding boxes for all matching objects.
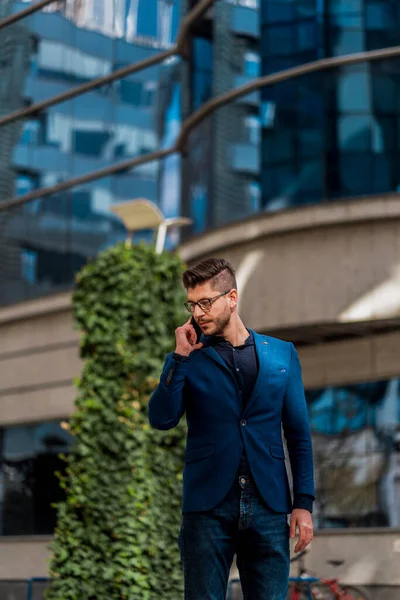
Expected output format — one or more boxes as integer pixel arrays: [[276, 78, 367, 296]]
[[182, 258, 237, 291]]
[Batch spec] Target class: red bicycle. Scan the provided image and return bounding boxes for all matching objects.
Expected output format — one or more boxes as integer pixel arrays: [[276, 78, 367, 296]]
[[286, 550, 370, 600]]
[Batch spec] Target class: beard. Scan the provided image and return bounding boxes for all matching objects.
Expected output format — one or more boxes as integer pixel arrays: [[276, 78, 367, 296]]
[[202, 311, 231, 337]]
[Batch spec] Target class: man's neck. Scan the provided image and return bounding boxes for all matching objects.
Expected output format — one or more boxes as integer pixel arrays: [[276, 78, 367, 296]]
[[219, 316, 249, 347]]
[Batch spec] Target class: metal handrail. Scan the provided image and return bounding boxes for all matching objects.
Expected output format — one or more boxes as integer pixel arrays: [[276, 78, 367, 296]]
[[0, 0, 60, 31], [0, 0, 217, 129], [2, 45, 400, 213]]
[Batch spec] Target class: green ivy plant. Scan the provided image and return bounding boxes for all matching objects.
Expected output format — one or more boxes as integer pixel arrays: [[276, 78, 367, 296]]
[[46, 242, 187, 600]]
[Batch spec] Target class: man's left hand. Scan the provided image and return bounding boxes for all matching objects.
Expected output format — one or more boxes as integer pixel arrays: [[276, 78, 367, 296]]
[[290, 509, 313, 553]]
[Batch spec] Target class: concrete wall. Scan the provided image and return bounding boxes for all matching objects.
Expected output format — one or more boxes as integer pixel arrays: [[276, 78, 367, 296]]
[[180, 194, 400, 333], [300, 331, 400, 389], [301, 530, 400, 587], [0, 292, 79, 426]]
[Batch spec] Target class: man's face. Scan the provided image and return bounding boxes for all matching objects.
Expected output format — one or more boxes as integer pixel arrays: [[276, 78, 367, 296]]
[[187, 282, 234, 337]]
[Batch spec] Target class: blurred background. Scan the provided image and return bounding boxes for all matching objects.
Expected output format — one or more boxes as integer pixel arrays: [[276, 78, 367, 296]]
[[1, 0, 400, 598]]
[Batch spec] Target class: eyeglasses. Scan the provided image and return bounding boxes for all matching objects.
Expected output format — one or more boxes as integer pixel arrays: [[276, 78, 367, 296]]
[[184, 290, 231, 313]]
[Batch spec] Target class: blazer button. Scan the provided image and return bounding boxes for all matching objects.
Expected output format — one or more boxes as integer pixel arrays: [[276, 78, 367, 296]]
[[241, 419, 247, 427]]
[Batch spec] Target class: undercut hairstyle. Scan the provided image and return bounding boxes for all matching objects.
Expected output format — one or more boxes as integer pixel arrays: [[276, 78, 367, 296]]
[[182, 258, 237, 292]]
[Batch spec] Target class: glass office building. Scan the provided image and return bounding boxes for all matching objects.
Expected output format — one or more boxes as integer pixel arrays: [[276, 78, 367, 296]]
[[260, 0, 400, 210], [178, 0, 261, 234], [0, 0, 180, 306]]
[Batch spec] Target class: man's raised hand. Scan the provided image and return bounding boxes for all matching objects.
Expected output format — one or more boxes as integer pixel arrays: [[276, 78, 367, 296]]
[[175, 318, 203, 357]]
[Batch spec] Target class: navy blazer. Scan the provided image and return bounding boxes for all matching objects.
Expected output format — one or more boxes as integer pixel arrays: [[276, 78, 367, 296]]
[[148, 330, 315, 514]]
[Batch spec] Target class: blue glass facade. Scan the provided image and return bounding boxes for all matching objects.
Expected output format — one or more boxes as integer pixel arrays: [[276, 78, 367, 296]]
[[261, 0, 400, 211], [179, 0, 261, 234], [158, 58, 183, 249], [186, 25, 214, 234], [0, 0, 181, 305]]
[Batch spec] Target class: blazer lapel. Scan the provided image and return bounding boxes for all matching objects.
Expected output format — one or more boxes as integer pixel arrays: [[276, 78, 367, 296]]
[[201, 346, 232, 376], [201, 345, 243, 399], [200, 331, 270, 409], [244, 330, 270, 414]]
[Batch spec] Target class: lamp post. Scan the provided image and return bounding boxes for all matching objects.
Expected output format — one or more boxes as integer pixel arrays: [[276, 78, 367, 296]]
[[111, 198, 192, 253]]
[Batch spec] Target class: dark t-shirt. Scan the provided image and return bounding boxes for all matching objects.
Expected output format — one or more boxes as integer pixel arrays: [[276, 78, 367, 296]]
[[208, 329, 258, 408]]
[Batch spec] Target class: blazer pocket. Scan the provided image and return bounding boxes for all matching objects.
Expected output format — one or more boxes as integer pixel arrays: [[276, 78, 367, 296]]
[[269, 445, 286, 459], [185, 443, 215, 463]]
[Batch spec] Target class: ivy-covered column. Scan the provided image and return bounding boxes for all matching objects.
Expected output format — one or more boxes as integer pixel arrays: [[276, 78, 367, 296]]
[[46, 243, 186, 600]]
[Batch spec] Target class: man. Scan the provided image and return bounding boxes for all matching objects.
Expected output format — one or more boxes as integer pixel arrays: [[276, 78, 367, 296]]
[[148, 258, 314, 599]]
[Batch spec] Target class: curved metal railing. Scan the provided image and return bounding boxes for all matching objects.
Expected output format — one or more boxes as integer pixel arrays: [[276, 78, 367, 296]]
[[0, 1, 400, 213]]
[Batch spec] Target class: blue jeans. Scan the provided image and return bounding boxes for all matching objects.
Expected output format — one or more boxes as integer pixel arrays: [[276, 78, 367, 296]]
[[178, 454, 290, 599]]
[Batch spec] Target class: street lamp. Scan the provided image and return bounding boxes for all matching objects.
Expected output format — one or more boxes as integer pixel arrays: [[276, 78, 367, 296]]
[[111, 198, 192, 254]]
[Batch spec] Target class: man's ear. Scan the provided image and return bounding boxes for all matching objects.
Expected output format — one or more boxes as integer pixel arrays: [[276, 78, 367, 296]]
[[229, 289, 239, 308]]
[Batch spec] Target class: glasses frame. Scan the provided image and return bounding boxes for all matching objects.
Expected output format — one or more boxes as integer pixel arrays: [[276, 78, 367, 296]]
[[184, 290, 231, 314]]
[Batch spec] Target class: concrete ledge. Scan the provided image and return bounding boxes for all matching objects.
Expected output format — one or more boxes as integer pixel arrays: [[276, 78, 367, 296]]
[[299, 329, 400, 389], [0, 381, 76, 425], [180, 193, 400, 261], [0, 538, 52, 579], [2, 527, 400, 584], [0, 291, 72, 326]]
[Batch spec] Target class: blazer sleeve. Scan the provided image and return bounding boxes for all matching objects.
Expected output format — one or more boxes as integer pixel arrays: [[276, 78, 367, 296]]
[[148, 353, 189, 430], [282, 343, 315, 499]]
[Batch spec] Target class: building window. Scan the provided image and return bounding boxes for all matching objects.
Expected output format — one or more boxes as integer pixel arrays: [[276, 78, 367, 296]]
[[20, 120, 41, 146], [190, 184, 208, 234], [16, 174, 38, 198], [261, 101, 276, 128], [119, 80, 143, 106], [73, 130, 110, 157], [191, 36, 213, 110], [37, 40, 111, 84], [136, 0, 159, 38], [244, 115, 261, 145], [228, 0, 259, 9], [17, 174, 41, 216], [247, 181, 261, 212], [142, 80, 157, 107], [306, 377, 400, 529], [365, 2, 400, 31], [158, 0, 174, 46], [0, 422, 73, 536], [244, 51, 261, 78], [328, 0, 362, 15], [21, 249, 38, 285]]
